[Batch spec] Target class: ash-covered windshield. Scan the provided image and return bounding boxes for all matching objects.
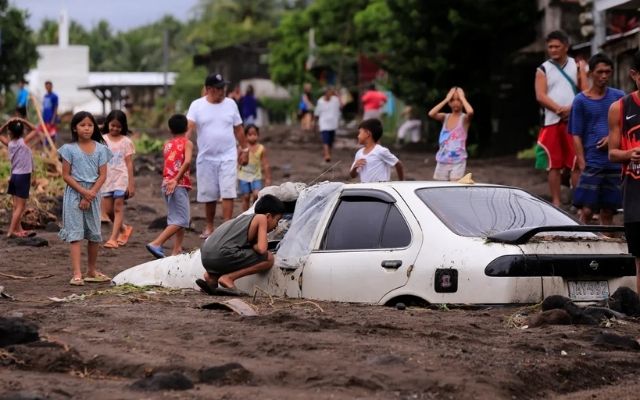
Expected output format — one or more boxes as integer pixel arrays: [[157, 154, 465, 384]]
[[415, 186, 577, 237]]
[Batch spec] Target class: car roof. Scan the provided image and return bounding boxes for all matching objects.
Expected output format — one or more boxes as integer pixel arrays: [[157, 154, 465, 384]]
[[341, 180, 511, 190]]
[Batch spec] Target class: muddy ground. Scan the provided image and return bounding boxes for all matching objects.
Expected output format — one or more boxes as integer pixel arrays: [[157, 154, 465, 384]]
[[1, 126, 639, 399]]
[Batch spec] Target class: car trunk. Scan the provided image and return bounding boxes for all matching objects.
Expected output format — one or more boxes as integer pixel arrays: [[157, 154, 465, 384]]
[[512, 238, 634, 301]]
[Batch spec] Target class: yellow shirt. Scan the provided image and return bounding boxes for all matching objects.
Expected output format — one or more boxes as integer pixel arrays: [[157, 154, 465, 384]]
[[238, 144, 264, 182]]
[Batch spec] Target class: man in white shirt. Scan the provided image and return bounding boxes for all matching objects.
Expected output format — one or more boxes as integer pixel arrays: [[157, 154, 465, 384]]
[[350, 118, 404, 182], [186, 73, 248, 238], [314, 87, 342, 162]]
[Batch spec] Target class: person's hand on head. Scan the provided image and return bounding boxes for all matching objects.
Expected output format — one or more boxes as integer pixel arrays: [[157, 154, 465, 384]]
[[456, 87, 466, 98]]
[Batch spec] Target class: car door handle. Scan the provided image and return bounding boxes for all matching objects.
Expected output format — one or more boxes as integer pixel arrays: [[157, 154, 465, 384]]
[[381, 260, 402, 269]]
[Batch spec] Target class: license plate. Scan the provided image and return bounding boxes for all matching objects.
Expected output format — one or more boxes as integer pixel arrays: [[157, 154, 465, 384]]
[[567, 281, 609, 301]]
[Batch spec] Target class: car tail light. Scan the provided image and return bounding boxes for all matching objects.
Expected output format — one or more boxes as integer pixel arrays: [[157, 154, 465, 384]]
[[435, 269, 458, 293]]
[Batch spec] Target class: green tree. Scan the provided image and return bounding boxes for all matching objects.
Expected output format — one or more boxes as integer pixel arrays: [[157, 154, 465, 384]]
[[0, 0, 38, 91]]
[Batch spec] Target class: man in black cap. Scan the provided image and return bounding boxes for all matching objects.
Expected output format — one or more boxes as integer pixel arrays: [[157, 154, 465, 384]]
[[186, 73, 248, 238]]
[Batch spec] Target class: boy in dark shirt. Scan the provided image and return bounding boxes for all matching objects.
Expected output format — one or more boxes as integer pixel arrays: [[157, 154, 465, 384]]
[[196, 194, 284, 294]]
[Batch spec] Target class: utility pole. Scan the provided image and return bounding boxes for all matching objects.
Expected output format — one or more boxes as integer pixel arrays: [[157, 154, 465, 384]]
[[591, 8, 606, 54]]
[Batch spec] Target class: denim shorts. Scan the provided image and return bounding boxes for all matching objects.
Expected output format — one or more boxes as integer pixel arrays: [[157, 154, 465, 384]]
[[102, 190, 126, 199], [238, 179, 263, 195]]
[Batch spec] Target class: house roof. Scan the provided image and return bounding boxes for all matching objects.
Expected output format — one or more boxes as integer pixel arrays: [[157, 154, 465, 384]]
[[79, 72, 177, 89]]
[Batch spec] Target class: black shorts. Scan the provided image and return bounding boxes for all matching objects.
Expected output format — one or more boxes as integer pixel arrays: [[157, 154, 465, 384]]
[[15, 106, 27, 118], [8, 173, 31, 199], [624, 222, 640, 256]]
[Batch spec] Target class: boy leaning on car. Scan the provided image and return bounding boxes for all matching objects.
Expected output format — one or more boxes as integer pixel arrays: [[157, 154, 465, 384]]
[[608, 49, 640, 294]]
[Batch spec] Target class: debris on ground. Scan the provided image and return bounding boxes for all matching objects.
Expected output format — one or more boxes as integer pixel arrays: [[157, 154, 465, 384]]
[[201, 298, 258, 316], [130, 371, 194, 391], [0, 317, 39, 347], [198, 362, 253, 385]]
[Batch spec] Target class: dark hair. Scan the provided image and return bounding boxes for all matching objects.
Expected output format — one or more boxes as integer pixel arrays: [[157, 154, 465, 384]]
[[245, 124, 259, 136], [168, 114, 188, 134], [45, 81, 52, 86], [102, 110, 130, 136], [70, 111, 105, 144], [545, 30, 569, 45], [254, 194, 285, 215], [358, 118, 384, 142], [588, 53, 613, 71], [632, 50, 640, 71], [245, 85, 254, 96], [7, 120, 24, 140], [367, 83, 376, 91]]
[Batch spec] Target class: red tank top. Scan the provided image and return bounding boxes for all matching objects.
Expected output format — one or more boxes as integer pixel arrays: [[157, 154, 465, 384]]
[[620, 92, 640, 180], [163, 136, 192, 189]]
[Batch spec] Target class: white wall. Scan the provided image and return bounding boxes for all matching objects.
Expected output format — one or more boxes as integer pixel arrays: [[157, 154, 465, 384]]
[[27, 45, 94, 114]]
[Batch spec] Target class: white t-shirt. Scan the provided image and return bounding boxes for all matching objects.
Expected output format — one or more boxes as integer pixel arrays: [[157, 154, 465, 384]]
[[351, 144, 399, 183], [186, 97, 242, 162], [314, 95, 341, 131]]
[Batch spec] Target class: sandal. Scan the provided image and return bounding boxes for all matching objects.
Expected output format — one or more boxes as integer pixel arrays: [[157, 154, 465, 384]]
[[195, 278, 217, 295], [84, 272, 111, 283], [103, 240, 118, 249], [145, 243, 165, 259], [69, 277, 85, 286], [117, 225, 133, 246]]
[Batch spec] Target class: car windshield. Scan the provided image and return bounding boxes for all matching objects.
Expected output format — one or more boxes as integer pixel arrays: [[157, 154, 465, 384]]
[[415, 186, 577, 237]]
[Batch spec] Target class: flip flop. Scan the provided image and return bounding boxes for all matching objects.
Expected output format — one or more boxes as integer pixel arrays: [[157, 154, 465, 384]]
[[145, 243, 165, 259], [103, 240, 119, 249], [8, 231, 36, 239], [195, 278, 218, 295], [69, 277, 85, 286], [117, 225, 133, 246], [84, 272, 111, 283]]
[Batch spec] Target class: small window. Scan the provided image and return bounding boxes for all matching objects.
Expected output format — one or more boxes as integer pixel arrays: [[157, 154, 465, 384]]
[[381, 206, 411, 248], [323, 198, 411, 250]]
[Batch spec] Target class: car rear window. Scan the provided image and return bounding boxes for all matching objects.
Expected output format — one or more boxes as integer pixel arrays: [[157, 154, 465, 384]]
[[415, 186, 576, 237]]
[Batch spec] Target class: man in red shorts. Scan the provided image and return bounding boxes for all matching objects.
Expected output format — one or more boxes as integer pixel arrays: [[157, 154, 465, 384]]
[[534, 30, 587, 206]]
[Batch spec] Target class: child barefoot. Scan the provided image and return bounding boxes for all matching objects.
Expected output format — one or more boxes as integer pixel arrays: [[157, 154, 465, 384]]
[[101, 110, 135, 248], [146, 114, 193, 258], [58, 111, 113, 286], [196, 194, 285, 294], [427, 87, 474, 181], [237, 124, 271, 211], [0, 118, 39, 238]]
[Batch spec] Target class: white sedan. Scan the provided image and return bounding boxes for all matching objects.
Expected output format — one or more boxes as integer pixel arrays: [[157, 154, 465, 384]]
[[113, 181, 636, 305]]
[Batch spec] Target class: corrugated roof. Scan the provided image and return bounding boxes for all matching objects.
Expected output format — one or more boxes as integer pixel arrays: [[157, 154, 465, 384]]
[[84, 72, 177, 87]]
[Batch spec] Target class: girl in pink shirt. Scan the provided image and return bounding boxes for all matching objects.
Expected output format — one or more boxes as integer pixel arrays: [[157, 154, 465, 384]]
[[101, 110, 136, 249]]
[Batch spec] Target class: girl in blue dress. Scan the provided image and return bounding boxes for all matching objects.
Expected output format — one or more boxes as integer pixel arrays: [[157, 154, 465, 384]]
[[58, 111, 112, 286]]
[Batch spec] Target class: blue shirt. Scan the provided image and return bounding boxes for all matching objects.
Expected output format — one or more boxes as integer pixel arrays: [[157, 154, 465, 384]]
[[58, 142, 112, 183], [42, 92, 59, 124], [569, 87, 625, 169], [16, 88, 29, 107]]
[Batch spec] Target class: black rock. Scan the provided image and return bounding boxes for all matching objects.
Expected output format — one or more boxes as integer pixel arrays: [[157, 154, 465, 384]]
[[609, 286, 640, 317], [130, 371, 194, 391], [198, 362, 252, 385], [594, 332, 640, 351], [7, 237, 48, 247], [395, 302, 406, 310], [0, 317, 39, 347]]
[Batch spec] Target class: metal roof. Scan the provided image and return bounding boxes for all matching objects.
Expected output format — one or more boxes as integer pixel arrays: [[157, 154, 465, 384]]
[[81, 72, 177, 88]]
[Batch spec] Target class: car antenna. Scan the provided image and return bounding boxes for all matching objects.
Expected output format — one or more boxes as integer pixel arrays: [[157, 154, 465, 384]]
[[308, 161, 341, 186]]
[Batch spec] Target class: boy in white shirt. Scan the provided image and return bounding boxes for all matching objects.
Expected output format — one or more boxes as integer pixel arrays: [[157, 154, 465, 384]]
[[350, 118, 404, 182]]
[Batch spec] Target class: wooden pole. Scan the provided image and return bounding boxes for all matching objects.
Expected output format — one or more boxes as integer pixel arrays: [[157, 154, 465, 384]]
[[29, 94, 62, 175]]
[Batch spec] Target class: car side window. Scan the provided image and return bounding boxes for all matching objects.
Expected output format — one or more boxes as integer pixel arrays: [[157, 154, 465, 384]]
[[323, 197, 411, 250], [380, 205, 411, 248]]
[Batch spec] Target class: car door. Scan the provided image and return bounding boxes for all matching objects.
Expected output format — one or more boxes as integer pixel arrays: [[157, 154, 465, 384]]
[[302, 188, 423, 303]]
